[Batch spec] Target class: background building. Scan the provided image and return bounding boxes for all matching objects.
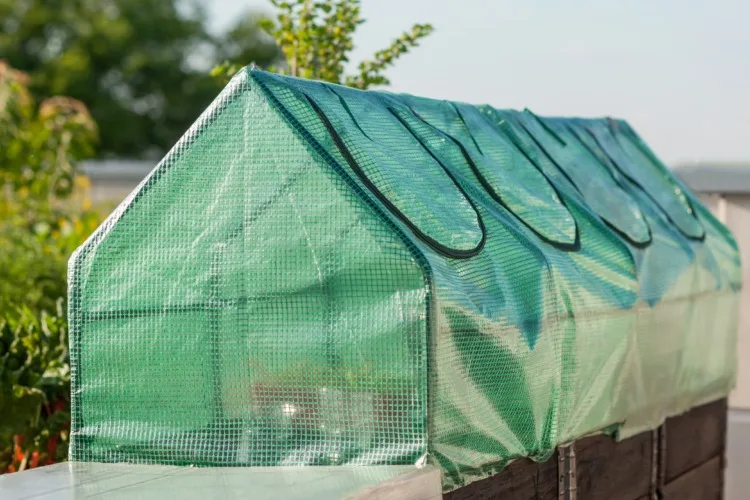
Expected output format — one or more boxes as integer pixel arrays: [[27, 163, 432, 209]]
[[82, 161, 153, 204], [674, 163, 750, 500]]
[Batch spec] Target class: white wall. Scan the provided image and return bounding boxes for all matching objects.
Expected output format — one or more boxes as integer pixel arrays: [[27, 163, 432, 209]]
[[699, 193, 750, 410]]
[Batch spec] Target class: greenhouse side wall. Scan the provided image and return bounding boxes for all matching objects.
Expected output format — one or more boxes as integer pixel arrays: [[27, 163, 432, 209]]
[[250, 72, 740, 491]]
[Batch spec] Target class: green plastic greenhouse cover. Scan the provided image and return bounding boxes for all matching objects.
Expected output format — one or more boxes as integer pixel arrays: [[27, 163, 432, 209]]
[[68, 69, 742, 491]]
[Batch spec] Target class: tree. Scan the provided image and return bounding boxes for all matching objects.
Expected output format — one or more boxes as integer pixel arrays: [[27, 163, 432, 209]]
[[215, 13, 281, 78], [211, 0, 434, 90], [0, 0, 279, 157]]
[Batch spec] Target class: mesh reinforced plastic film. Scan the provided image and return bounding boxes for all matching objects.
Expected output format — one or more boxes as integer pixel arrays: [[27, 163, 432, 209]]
[[68, 69, 742, 491]]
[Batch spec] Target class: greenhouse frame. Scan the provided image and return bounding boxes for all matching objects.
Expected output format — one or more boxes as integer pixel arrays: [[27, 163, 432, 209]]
[[67, 69, 741, 491]]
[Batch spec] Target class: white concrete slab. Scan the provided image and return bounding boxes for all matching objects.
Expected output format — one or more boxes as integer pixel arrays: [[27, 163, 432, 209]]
[[0, 463, 442, 500]]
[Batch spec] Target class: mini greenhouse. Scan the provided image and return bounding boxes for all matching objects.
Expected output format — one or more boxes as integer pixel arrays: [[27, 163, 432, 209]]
[[68, 69, 741, 491]]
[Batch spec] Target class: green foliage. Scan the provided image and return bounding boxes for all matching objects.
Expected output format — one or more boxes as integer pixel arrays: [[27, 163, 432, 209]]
[[211, 0, 433, 89], [0, 61, 100, 472], [214, 13, 281, 81], [0, 0, 279, 157], [0, 304, 70, 472], [0, 65, 96, 199], [344, 23, 433, 89]]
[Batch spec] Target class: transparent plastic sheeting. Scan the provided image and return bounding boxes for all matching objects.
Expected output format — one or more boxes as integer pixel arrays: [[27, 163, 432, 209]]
[[0, 463, 442, 500], [68, 69, 741, 491]]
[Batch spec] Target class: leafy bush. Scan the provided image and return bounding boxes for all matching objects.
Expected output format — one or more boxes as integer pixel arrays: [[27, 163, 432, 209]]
[[0, 61, 100, 473], [0, 305, 70, 472]]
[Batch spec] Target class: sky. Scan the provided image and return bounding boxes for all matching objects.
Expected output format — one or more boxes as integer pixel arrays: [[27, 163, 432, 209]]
[[208, 0, 749, 166]]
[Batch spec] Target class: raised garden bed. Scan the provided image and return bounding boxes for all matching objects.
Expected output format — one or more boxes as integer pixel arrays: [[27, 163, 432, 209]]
[[445, 399, 727, 500]]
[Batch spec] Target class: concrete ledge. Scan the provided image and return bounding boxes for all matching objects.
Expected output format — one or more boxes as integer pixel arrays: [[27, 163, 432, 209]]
[[0, 463, 441, 500]]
